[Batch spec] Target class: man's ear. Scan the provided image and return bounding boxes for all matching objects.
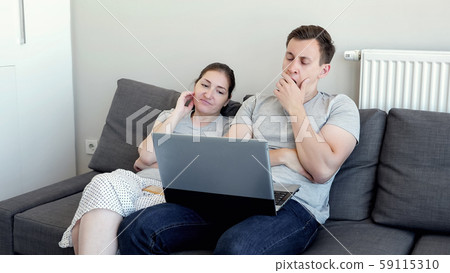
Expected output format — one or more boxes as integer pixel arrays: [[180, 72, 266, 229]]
[[319, 64, 331, 78]]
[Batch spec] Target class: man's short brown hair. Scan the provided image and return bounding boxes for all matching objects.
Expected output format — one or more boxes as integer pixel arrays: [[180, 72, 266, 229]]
[[286, 25, 335, 65]]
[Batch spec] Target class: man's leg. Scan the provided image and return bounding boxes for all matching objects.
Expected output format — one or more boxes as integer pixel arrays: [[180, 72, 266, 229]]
[[214, 200, 319, 254], [117, 203, 221, 254]]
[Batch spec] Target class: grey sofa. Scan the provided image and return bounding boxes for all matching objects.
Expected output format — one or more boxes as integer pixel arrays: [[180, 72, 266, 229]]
[[1, 78, 449, 255]]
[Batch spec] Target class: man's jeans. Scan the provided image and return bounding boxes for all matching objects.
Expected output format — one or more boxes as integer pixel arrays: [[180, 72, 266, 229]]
[[117, 199, 319, 254]]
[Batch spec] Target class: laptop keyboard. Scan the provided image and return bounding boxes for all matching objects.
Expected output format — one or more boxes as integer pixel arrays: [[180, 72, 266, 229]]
[[274, 191, 291, 206]]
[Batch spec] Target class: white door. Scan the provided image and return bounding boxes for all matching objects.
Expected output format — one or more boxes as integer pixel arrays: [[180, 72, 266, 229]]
[[0, 0, 76, 200]]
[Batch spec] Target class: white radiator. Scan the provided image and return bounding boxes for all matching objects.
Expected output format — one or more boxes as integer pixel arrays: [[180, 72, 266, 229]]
[[353, 49, 450, 113]]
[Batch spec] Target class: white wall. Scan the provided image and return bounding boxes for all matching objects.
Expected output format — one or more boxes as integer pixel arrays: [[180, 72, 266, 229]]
[[72, 0, 450, 174]]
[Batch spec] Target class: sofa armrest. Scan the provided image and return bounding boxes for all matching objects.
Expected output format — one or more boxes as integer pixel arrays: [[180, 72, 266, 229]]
[[0, 171, 99, 254]]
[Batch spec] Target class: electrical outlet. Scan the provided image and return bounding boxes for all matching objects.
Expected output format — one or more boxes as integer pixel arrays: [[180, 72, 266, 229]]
[[85, 139, 98, 155]]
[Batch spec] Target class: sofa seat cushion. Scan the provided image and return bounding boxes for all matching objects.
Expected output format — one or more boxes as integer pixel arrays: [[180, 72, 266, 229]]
[[328, 109, 386, 221], [0, 171, 99, 254], [411, 234, 450, 255], [303, 219, 415, 255], [373, 109, 450, 233], [14, 193, 82, 255]]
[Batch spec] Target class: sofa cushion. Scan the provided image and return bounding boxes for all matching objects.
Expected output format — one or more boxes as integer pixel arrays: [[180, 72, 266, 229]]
[[14, 192, 82, 254], [372, 109, 450, 232], [0, 171, 99, 254], [303, 219, 415, 255], [89, 79, 181, 172], [221, 100, 242, 117], [328, 109, 386, 221], [411, 234, 450, 255]]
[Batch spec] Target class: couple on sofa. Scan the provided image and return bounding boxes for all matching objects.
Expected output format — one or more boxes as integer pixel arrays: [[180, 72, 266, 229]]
[[59, 25, 360, 255]]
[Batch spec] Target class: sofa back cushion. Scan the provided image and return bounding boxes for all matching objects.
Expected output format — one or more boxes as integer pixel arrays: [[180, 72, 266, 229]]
[[89, 79, 181, 172], [89, 79, 241, 172], [372, 108, 450, 232], [328, 109, 387, 221]]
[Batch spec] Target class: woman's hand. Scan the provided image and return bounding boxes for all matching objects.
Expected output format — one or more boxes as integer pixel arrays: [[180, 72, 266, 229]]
[[173, 91, 195, 118], [133, 157, 158, 172]]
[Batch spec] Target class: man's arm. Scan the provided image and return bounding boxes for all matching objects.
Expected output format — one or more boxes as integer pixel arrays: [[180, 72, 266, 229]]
[[270, 148, 313, 180], [225, 123, 252, 139], [275, 74, 357, 183], [227, 124, 311, 179], [291, 119, 356, 183]]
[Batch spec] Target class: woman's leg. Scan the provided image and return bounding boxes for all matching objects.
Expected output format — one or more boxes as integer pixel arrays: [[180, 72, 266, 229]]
[[60, 169, 159, 253], [214, 200, 319, 254], [71, 221, 80, 254], [118, 203, 221, 254], [77, 209, 123, 255]]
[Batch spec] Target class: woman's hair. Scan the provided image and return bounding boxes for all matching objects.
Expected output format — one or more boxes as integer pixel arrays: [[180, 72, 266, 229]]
[[194, 62, 235, 98]]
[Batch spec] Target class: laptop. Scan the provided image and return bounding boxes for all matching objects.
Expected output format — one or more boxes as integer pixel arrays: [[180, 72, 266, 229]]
[[152, 132, 300, 222]]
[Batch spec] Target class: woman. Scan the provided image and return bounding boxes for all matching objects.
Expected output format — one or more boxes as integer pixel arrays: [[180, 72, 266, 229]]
[[59, 62, 236, 254]]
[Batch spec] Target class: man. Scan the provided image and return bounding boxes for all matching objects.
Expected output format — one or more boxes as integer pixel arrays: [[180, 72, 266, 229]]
[[118, 25, 360, 254]]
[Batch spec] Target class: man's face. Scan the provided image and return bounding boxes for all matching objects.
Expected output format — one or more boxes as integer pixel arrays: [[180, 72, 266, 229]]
[[282, 38, 329, 96]]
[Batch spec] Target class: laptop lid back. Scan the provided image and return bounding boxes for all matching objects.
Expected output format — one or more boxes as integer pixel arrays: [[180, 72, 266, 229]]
[[152, 133, 277, 221], [152, 133, 274, 199]]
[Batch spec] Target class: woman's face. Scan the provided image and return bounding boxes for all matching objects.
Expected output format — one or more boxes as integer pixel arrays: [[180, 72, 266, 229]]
[[193, 70, 230, 116]]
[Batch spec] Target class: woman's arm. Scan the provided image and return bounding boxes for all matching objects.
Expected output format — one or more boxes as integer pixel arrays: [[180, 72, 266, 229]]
[[134, 91, 194, 172], [133, 120, 163, 172]]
